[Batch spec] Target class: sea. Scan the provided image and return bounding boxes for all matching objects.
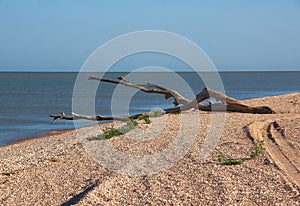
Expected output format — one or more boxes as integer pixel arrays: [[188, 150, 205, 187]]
[[0, 71, 299, 146]]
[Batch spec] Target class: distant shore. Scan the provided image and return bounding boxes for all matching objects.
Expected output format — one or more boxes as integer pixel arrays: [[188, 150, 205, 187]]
[[1, 93, 299, 205]]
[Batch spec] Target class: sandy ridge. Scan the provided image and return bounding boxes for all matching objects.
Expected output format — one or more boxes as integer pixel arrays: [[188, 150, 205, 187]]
[[248, 117, 300, 187]]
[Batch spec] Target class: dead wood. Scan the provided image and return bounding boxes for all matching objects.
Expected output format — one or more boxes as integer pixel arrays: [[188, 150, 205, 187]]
[[88, 76, 191, 106], [50, 77, 275, 124]]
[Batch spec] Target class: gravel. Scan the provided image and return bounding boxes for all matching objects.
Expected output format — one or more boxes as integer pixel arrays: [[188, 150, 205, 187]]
[[1, 93, 300, 205]]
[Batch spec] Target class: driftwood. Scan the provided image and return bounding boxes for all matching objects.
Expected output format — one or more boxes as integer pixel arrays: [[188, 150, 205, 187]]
[[50, 76, 274, 124], [88, 76, 191, 106]]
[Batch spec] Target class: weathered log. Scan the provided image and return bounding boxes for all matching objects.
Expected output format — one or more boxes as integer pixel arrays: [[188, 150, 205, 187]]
[[195, 87, 275, 114]]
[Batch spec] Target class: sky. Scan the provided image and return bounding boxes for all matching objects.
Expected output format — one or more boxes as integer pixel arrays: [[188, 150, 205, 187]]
[[0, 0, 300, 72]]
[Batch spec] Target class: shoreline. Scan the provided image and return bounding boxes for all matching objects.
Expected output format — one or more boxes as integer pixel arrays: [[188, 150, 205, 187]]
[[2, 92, 299, 148], [1, 121, 112, 148], [1, 122, 111, 148], [3, 127, 77, 147]]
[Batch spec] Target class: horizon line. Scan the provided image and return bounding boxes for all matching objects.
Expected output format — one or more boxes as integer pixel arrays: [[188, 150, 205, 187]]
[[0, 70, 300, 73]]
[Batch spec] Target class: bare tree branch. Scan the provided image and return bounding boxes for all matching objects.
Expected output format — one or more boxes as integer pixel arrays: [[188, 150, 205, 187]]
[[88, 76, 191, 106]]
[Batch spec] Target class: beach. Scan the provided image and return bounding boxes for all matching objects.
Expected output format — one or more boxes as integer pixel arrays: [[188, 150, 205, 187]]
[[1, 93, 299, 205]]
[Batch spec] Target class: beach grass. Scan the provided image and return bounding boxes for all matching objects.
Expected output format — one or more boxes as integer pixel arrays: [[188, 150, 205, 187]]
[[88, 119, 138, 140]]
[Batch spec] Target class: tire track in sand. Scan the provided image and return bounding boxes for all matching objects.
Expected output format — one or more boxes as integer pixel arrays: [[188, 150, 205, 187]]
[[248, 120, 300, 187]]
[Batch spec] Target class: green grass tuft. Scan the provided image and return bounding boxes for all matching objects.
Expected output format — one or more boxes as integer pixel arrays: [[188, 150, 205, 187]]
[[218, 153, 246, 165], [250, 139, 266, 159], [153, 110, 163, 117], [88, 119, 138, 140], [138, 116, 152, 124]]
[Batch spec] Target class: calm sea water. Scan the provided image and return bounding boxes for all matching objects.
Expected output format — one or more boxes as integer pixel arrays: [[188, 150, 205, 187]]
[[0, 71, 299, 146]]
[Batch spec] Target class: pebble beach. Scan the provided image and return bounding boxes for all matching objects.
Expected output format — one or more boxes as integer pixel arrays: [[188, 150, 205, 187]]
[[1, 93, 300, 205]]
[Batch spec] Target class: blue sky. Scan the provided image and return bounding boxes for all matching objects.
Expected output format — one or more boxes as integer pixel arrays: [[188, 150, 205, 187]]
[[0, 0, 299, 72]]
